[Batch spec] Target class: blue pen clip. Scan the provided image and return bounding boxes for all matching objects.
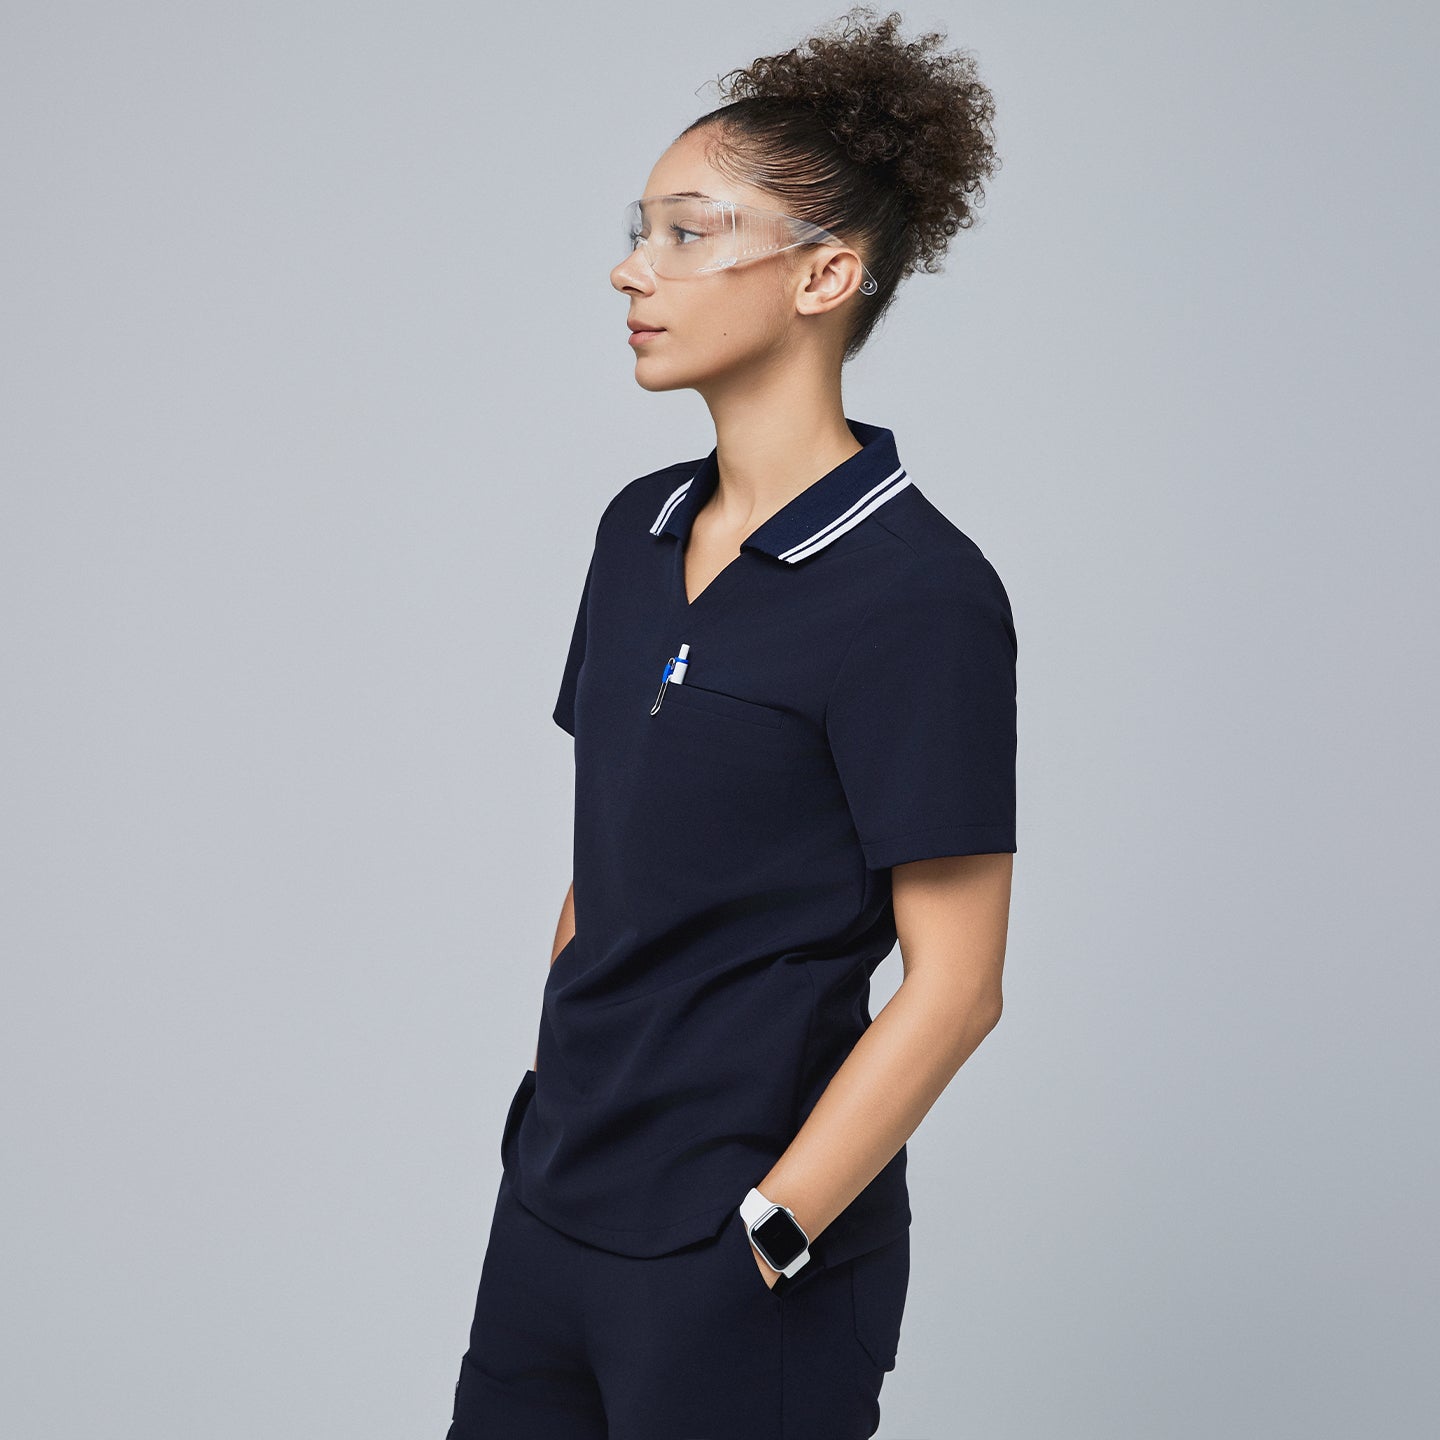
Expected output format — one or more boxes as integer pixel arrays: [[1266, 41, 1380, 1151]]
[[649, 642, 690, 715]]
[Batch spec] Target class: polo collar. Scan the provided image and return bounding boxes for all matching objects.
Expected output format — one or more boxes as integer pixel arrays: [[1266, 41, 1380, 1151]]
[[647, 418, 911, 565]]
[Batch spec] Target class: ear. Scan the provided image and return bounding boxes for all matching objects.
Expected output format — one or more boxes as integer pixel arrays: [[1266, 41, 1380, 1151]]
[[792, 247, 869, 317]]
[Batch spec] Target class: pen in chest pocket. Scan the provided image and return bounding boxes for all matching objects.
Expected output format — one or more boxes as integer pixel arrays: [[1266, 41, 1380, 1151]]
[[649, 642, 690, 715]]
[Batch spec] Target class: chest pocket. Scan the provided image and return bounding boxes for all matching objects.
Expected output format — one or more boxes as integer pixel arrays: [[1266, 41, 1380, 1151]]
[[648, 679, 799, 783], [664, 680, 784, 730]]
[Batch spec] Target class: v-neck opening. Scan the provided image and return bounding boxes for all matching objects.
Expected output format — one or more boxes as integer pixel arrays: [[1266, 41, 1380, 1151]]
[[684, 551, 745, 608], [674, 536, 748, 612]]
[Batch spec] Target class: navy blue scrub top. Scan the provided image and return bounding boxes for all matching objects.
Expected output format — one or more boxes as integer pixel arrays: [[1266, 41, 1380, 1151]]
[[503, 418, 1018, 1270]]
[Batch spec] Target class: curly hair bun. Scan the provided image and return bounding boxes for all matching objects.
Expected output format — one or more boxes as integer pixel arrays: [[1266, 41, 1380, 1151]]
[[715, 6, 999, 256]]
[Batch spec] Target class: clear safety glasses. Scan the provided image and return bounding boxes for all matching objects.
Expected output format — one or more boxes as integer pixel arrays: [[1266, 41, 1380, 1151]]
[[623, 194, 878, 296]]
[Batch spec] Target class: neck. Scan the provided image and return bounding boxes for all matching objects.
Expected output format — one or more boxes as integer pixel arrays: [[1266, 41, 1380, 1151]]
[[699, 381, 861, 530]]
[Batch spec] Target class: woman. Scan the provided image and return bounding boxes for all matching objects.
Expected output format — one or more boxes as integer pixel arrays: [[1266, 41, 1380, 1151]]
[[447, 9, 1014, 1437]]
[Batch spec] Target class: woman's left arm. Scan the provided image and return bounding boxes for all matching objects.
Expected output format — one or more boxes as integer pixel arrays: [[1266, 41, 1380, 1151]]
[[748, 851, 1012, 1284]]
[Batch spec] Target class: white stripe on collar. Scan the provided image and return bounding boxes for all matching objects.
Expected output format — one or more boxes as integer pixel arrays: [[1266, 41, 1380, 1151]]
[[777, 466, 911, 564], [648, 478, 693, 535]]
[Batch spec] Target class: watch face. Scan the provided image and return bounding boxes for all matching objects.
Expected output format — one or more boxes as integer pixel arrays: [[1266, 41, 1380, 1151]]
[[753, 1207, 807, 1270]]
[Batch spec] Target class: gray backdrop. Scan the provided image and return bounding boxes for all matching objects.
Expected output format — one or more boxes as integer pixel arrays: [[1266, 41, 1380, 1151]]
[[3, 3, 1435, 1437]]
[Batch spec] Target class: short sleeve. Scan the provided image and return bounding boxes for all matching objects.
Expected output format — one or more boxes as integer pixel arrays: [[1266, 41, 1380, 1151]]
[[551, 552, 593, 737], [824, 556, 1018, 869]]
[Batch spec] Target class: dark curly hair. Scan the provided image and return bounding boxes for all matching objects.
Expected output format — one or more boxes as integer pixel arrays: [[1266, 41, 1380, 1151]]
[[678, 6, 1000, 362]]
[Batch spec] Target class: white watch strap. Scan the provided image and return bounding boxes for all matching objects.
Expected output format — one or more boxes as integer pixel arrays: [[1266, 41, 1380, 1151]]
[[739, 1186, 774, 1230]]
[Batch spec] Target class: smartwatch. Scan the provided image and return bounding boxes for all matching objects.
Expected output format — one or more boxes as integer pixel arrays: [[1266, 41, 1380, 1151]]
[[740, 1187, 811, 1287]]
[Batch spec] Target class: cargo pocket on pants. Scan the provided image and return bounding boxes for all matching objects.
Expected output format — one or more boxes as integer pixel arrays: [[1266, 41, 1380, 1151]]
[[849, 1229, 910, 1371], [498, 1067, 537, 1169]]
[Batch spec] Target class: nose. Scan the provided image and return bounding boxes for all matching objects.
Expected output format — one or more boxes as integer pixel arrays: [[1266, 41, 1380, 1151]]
[[611, 245, 656, 296]]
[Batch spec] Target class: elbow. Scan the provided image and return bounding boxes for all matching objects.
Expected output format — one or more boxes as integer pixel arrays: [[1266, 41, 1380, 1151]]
[[971, 986, 1003, 1035], [961, 974, 1004, 1034], [984, 992, 1004, 1032], [912, 974, 1004, 1039]]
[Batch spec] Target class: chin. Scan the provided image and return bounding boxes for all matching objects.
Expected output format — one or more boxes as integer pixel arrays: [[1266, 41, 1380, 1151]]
[[632, 347, 751, 393], [631, 362, 699, 394]]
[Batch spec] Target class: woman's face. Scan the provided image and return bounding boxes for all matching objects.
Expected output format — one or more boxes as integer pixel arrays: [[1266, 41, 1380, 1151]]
[[610, 129, 839, 393]]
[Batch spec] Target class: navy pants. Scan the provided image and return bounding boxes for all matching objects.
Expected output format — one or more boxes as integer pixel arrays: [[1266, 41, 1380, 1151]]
[[446, 1168, 909, 1440]]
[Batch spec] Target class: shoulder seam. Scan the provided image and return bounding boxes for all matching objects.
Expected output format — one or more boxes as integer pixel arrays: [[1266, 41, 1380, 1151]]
[[868, 506, 924, 564]]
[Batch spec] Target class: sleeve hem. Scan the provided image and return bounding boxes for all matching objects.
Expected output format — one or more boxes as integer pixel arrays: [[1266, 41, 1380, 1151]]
[[552, 705, 575, 737], [861, 825, 1016, 870]]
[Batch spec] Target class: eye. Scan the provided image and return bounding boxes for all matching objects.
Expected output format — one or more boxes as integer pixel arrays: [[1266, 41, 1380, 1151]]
[[670, 224, 703, 245]]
